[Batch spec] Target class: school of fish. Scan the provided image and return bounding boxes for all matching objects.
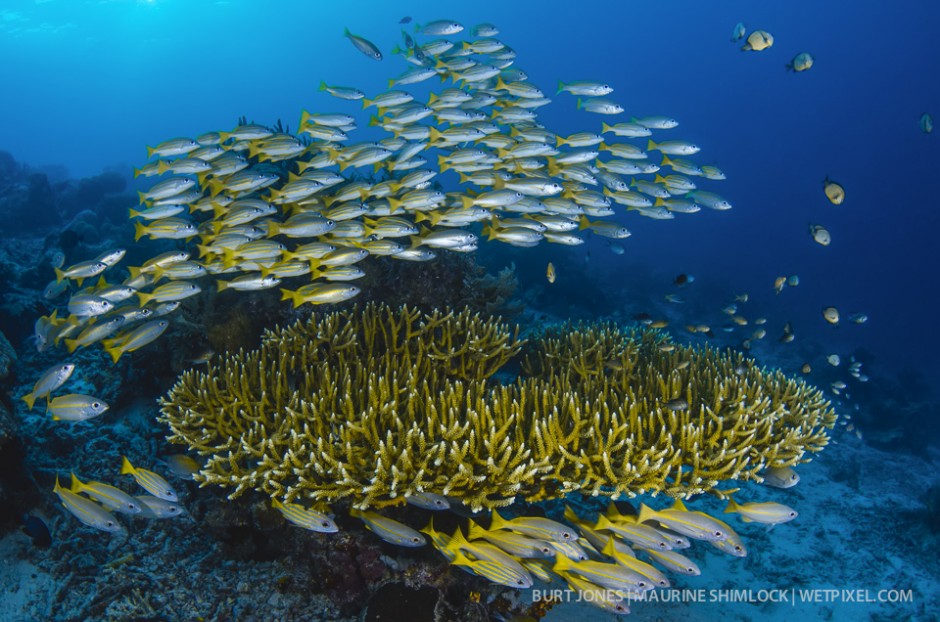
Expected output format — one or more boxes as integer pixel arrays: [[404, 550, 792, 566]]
[[27, 18, 731, 414], [22, 17, 843, 615]]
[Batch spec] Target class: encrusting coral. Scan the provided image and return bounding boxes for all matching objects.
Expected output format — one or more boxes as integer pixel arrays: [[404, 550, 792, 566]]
[[159, 304, 837, 512]]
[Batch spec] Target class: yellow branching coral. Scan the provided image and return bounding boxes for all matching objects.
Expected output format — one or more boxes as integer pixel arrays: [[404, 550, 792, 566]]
[[158, 305, 837, 511]]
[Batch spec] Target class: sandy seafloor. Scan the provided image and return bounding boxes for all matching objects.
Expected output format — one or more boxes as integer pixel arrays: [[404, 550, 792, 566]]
[[0, 396, 937, 622]]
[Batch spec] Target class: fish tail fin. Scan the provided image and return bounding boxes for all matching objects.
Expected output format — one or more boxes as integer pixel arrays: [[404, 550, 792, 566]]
[[555, 136, 566, 147], [444, 526, 470, 553], [594, 514, 616, 531], [221, 248, 238, 270], [64, 338, 79, 353], [134, 221, 147, 242], [637, 503, 658, 525], [21, 392, 35, 411], [361, 97, 372, 109], [647, 139, 657, 151], [136, 291, 153, 307], [388, 78, 395, 89], [319, 80, 328, 91], [132, 167, 142, 179], [724, 497, 740, 514], [460, 195, 474, 210], [207, 179, 224, 197], [601, 537, 618, 558], [556, 81, 565, 95], [368, 115, 381, 127], [552, 553, 575, 575], [465, 520, 487, 541], [217, 280, 229, 292], [562, 505, 581, 525], [420, 517, 437, 538], [428, 92, 438, 105], [299, 109, 311, 129], [488, 509, 509, 531], [578, 215, 592, 230], [343, 27, 351, 38], [146, 146, 155, 159], [348, 506, 363, 519], [101, 342, 123, 363], [661, 154, 674, 168], [54, 267, 65, 283], [576, 97, 582, 110], [69, 473, 84, 493], [120, 456, 134, 476], [128, 207, 141, 219], [601, 122, 612, 133], [137, 190, 147, 205]]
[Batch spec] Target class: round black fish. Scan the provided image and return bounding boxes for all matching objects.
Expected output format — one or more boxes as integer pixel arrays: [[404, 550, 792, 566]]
[[21, 514, 52, 548]]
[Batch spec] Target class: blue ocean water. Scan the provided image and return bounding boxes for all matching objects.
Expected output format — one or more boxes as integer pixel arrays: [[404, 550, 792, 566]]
[[1, 1, 939, 620], [2, 0, 937, 379]]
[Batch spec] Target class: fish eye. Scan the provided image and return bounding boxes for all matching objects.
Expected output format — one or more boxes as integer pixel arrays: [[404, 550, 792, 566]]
[[322, 521, 331, 528], [638, 581, 647, 588], [735, 545, 743, 551], [92, 402, 100, 408], [106, 521, 114, 527], [714, 530, 724, 537]]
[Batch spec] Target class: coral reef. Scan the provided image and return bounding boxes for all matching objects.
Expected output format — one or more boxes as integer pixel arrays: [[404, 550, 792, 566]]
[[357, 254, 521, 317], [159, 304, 837, 512]]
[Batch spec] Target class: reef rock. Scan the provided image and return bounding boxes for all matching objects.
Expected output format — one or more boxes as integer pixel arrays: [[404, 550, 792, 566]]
[[0, 330, 14, 381]]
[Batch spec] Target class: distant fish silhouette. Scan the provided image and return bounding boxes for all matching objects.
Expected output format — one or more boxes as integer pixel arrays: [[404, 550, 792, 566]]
[[21, 514, 52, 548], [399, 16, 412, 24]]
